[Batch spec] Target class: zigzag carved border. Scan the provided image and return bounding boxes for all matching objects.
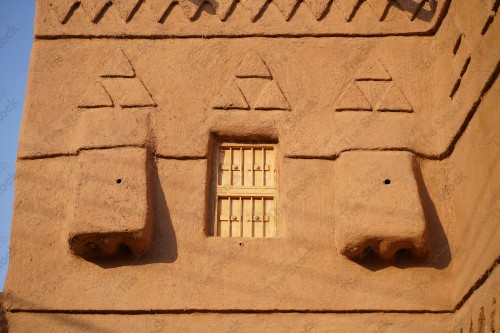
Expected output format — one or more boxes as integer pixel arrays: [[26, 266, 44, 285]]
[[50, 0, 434, 23], [37, 0, 451, 37]]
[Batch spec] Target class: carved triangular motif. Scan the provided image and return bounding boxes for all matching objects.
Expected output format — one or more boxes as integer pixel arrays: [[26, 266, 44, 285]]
[[102, 78, 157, 108], [112, 0, 143, 22], [356, 80, 390, 107], [272, 0, 300, 21], [383, 1, 412, 22], [123, 87, 156, 107], [100, 49, 136, 78], [365, 0, 391, 20], [302, 0, 331, 20], [80, 0, 112, 22], [254, 81, 290, 110], [236, 78, 269, 107], [213, 81, 250, 110], [235, 52, 272, 79], [78, 81, 114, 108], [377, 83, 413, 112], [240, 0, 269, 22], [48, 0, 80, 23], [335, 0, 363, 21], [336, 82, 372, 111], [356, 59, 392, 81], [146, 0, 177, 22]]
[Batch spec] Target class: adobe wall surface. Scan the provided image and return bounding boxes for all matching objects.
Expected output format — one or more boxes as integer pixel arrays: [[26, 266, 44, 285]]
[[5, 268, 500, 332], [4, 0, 499, 331]]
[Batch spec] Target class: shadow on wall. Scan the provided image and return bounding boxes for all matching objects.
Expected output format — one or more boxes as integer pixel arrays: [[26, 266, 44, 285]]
[[90, 163, 178, 269], [399, 0, 438, 22], [355, 160, 451, 272], [187, 0, 438, 22]]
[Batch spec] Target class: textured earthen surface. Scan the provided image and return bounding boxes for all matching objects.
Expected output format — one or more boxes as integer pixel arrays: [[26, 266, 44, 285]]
[[335, 151, 429, 261], [5, 267, 500, 332], [4, 0, 499, 331], [68, 147, 154, 259]]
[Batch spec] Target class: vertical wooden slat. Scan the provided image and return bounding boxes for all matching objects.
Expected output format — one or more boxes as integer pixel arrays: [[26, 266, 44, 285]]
[[265, 198, 275, 237], [251, 147, 255, 187], [254, 197, 263, 237], [254, 148, 263, 187], [239, 196, 243, 237], [242, 197, 251, 237], [262, 197, 266, 238], [229, 147, 233, 186], [240, 147, 244, 187], [251, 197, 255, 237], [233, 148, 241, 186], [228, 197, 232, 237], [264, 148, 274, 187], [244, 147, 250, 188], [263, 148, 267, 187], [261, 148, 265, 187], [262, 197, 265, 237], [231, 197, 240, 238], [219, 197, 230, 237]]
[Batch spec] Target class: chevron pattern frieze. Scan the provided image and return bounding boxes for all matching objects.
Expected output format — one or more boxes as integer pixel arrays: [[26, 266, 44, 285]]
[[47, 0, 436, 23]]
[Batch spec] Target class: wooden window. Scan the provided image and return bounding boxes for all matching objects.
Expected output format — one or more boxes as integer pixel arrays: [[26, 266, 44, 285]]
[[214, 143, 277, 238]]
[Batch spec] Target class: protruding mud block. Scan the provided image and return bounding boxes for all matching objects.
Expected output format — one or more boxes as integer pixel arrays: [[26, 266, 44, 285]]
[[68, 147, 154, 259], [335, 151, 429, 261]]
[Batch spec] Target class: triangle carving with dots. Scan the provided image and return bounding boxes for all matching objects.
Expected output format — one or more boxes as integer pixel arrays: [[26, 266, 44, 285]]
[[78, 48, 157, 109], [213, 51, 291, 111], [335, 58, 413, 113]]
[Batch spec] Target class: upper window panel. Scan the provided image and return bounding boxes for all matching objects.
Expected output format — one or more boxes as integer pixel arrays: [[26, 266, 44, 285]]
[[217, 144, 276, 190]]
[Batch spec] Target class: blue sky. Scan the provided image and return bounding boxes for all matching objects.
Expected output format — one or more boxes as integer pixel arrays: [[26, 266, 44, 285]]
[[0, 1, 35, 289]]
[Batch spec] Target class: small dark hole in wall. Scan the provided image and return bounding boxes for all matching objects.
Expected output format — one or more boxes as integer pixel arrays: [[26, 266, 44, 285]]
[[116, 179, 122, 184], [384, 179, 391, 185], [239, 243, 244, 247]]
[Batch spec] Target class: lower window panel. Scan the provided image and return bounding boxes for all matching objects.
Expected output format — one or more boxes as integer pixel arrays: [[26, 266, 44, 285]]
[[216, 196, 276, 238]]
